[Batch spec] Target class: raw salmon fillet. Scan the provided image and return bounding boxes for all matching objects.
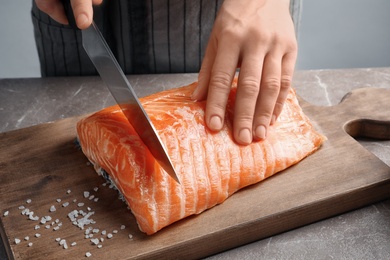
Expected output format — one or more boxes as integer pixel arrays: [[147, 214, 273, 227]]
[[76, 79, 326, 235]]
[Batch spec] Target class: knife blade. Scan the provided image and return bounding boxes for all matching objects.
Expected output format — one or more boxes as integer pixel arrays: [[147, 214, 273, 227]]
[[61, 1, 180, 184]]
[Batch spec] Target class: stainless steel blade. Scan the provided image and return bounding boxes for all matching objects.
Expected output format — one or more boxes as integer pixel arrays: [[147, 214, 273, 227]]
[[82, 21, 180, 184]]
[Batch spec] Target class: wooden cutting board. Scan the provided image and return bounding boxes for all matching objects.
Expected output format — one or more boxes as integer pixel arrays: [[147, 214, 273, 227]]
[[0, 88, 389, 259]]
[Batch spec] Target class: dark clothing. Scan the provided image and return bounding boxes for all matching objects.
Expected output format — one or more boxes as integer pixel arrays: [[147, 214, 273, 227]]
[[31, 0, 301, 77]]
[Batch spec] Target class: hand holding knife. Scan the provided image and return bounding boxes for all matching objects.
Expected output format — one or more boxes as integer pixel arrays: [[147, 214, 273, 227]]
[[61, 0, 180, 184]]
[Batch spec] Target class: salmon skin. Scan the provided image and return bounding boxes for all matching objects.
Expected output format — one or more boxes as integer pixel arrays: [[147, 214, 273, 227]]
[[76, 79, 326, 235]]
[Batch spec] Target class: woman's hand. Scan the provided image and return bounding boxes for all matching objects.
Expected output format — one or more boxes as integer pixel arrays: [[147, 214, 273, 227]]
[[35, 0, 102, 29], [193, 0, 298, 145]]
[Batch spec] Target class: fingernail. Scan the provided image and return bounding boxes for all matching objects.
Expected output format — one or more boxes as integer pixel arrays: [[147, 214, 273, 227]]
[[238, 128, 252, 144], [76, 13, 89, 28], [255, 125, 267, 140], [209, 116, 222, 131]]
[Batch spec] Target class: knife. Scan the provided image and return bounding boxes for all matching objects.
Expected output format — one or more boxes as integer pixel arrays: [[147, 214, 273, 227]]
[[61, 1, 180, 184]]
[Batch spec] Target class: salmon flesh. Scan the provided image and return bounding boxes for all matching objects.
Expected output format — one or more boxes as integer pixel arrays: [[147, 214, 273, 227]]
[[76, 79, 326, 235]]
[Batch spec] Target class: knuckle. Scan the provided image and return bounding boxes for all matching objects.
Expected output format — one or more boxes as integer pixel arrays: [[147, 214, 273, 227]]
[[280, 75, 292, 89], [262, 77, 280, 92], [209, 71, 233, 92], [239, 77, 260, 96]]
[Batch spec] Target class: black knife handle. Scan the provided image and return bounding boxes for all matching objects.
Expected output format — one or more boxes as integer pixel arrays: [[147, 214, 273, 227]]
[[60, 0, 79, 30]]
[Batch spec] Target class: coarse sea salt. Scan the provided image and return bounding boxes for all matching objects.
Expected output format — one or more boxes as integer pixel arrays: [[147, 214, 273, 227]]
[[3, 211, 9, 217], [86, 252, 92, 257], [91, 238, 99, 245], [14, 238, 21, 244], [84, 191, 90, 198], [50, 205, 56, 212]]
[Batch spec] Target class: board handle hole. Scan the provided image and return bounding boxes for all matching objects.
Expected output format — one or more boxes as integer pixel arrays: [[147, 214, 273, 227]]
[[344, 119, 390, 140]]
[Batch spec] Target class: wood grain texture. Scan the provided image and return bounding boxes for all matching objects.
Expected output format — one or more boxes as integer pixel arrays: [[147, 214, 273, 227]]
[[0, 88, 389, 259]]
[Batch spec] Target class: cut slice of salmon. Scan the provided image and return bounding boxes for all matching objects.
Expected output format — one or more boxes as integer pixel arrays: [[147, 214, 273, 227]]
[[76, 79, 326, 235]]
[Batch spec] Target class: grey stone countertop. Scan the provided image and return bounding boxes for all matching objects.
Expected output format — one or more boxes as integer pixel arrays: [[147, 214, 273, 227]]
[[0, 68, 389, 259]]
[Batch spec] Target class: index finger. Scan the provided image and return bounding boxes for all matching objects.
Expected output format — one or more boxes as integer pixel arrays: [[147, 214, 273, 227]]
[[205, 41, 240, 132]]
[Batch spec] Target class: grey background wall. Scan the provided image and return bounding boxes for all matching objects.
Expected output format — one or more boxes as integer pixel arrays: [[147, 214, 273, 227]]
[[1, 0, 390, 78]]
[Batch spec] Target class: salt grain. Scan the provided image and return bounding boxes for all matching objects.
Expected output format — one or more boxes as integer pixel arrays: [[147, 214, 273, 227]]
[[34, 225, 40, 230], [128, 234, 133, 239], [45, 225, 51, 229], [120, 225, 125, 230], [55, 238, 61, 242], [29, 214, 38, 221], [26, 199, 32, 204], [35, 233, 41, 238], [56, 198, 62, 203], [91, 238, 99, 245], [71, 242, 77, 246], [97, 244, 102, 249], [93, 198, 99, 202], [67, 190, 71, 194], [18, 206, 25, 210], [49, 205, 56, 212], [83, 191, 90, 198], [86, 252, 92, 257], [101, 230, 106, 235], [62, 202, 69, 207], [53, 226, 60, 231], [28, 242, 33, 247], [24, 236, 29, 241], [92, 229, 99, 233], [93, 187, 98, 192], [112, 230, 118, 234], [14, 238, 21, 244], [107, 233, 113, 239], [3, 211, 9, 217], [88, 195, 95, 200], [77, 203, 85, 207]]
